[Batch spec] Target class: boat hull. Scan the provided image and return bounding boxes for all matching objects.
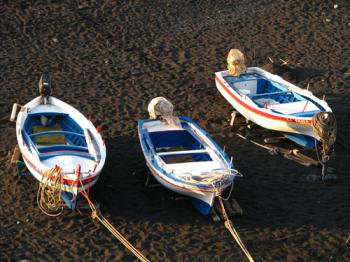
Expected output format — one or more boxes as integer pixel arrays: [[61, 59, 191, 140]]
[[138, 117, 234, 215], [14, 96, 106, 200], [147, 162, 216, 215], [215, 68, 332, 148]]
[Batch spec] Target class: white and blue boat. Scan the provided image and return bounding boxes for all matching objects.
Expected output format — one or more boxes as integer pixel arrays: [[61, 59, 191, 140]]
[[138, 114, 237, 215], [215, 67, 335, 148], [11, 73, 106, 210]]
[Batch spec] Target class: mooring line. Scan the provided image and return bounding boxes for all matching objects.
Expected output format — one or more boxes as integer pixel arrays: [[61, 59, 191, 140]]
[[79, 180, 150, 262], [217, 191, 254, 262]]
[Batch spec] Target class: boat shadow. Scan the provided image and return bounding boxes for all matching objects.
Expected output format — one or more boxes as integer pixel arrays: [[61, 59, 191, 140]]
[[89, 130, 350, 232], [90, 134, 204, 225]]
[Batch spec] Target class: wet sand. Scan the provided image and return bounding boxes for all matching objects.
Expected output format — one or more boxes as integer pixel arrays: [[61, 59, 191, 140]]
[[1, 0, 350, 261]]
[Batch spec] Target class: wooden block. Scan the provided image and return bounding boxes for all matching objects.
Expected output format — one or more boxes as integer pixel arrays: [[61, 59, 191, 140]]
[[210, 207, 221, 222], [230, 198, 243, 216], [11, 145, 21, 165]]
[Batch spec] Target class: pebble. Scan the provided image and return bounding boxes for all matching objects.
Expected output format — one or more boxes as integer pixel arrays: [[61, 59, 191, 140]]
[[323, 173, 338, 181], [16, 220, 20, 224], [334, 4, 338, 9], [52, 37, 58, 43], [325, 18, 331, 22]]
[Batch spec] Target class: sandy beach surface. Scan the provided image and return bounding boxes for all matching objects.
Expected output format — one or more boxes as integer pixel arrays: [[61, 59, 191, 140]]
[[1, 0, 350, 261]]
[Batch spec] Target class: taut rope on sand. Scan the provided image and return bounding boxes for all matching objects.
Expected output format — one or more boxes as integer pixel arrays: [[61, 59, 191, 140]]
[[36, 165, 149, 261], [216, 189, 254, 262], [79, 180, 150, 262]]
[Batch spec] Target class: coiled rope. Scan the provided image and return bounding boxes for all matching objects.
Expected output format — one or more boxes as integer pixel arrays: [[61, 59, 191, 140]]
[[79, 180, 150, 262], [36, 166, 149, 261], [312, 112, 337, 160], [216, 190, 254, 262], [37, 166, 65, 217], [312, 112, 337, 178]]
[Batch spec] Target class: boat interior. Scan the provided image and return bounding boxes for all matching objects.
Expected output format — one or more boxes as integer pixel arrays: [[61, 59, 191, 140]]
[[142, 120, 226, 178], [142, 121, 216, 164], [223, 73, 322, 116], [22, 112, 95, 163]]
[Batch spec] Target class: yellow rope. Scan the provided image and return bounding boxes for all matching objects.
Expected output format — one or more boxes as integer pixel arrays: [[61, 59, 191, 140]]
[[79, 181, 150, 262], [37, 166, 65, 217], [224, 219, 254, 262], [217, 194, 254, 262], [36, 167, 149, 261]]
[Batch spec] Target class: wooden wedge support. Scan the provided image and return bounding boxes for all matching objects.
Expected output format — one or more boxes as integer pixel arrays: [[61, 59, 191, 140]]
[[145, 174, 162, 188], [265, 144, 320, 167], [263, 136, 286, 144], [76, 200, 100, 211], [292, 149, 320, 166], [235, 132, 320, 167], [229, 198, 243, 216], [210, 207, 221, 222], [11, 145, 21, 165], [212, 198, 243, 221]]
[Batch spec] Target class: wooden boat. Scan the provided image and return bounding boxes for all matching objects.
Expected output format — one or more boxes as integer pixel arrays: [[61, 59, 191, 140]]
[[215, 67, 335, 148], [10, 73, 106, 210], [138, 101, 237, 215]]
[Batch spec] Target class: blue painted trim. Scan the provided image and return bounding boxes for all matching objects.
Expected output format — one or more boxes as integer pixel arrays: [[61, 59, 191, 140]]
[[21, 130, 39, 155], [61, 191, 77, 210], [28, 112, 69, 117], [283, 132, 316, 148], [190, 198, 212, 215]]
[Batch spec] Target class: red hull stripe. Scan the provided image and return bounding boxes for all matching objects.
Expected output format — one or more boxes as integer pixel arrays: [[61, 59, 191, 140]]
[[21, 153, 100, 187], [215, 75, 312, 125]]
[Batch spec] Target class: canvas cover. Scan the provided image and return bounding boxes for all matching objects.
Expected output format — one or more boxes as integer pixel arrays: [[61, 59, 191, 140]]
[[227, 49, 246, 76], [147, 97, 181, 128]]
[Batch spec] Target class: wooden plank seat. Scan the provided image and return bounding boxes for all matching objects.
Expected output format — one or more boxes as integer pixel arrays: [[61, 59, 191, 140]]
[[247, 91, 291, 98], [39, 150, 95, 161], [29, 130, 85, 139], [22, 128, 93, 160], [157, 149, 208, 156]]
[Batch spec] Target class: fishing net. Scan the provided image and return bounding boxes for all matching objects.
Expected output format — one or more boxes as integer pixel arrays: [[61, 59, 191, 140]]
[[147, 97, 181, 128], [227, 49, 246, 76]]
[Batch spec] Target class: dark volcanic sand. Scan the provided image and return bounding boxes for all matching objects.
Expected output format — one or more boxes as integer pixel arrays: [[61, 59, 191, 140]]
[[1, 0, 350, 261]]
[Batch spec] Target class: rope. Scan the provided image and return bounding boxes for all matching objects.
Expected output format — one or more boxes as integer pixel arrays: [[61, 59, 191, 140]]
[[312, 112, 337, 179], [312, 112, 337, 160], [37, 166, 65, 217], [216, 191, 254, 262], [79, 180, 150, 262], [36, 166, 149, 261]]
